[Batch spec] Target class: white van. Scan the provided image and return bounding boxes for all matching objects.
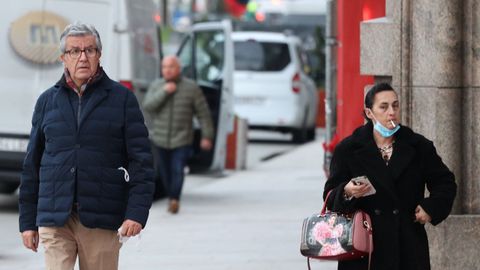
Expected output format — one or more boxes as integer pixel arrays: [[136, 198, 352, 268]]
[[0, 0, 160, 193], [232, 31, 318, 142]]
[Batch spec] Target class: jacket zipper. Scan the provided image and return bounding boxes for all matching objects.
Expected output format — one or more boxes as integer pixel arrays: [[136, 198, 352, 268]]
[[73, 93, 82, 211], [167, 93, 174, 148], [77, 95, 82, 129]]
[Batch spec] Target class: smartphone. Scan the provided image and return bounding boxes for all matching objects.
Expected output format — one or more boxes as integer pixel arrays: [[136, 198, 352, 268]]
[[351, 176, 369, 185], [350, 176, 376, 196]]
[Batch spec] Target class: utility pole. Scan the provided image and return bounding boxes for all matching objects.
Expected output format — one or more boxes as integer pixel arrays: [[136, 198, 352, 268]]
[[324, 0, 337, 175], [190, 0, 196, 22], [161, 0, 168, 26]]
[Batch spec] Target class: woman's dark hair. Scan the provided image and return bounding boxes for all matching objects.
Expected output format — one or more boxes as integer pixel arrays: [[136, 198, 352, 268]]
[[363, 82, 396, 121]]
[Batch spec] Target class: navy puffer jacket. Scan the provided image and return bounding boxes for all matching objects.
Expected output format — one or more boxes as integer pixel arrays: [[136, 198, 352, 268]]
[[19, 71, 154, 232]]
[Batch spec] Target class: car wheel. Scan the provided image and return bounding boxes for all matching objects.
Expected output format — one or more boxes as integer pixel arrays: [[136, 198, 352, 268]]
[[292, 128, 308, 143], [307, 128, 316, 141], [292, 108, 311, 143], [0, 182, 19, 194]]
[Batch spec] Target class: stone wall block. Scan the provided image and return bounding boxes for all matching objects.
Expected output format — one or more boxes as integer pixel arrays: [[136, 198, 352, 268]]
[[411, 0, 463, 87], [411, 87, 461, 202], [386, 0, 401, 22], [465, 0, 480, 86], [427, 215, 480, 270], [360, 18, 396, 77], [462, 87, 480, 214]]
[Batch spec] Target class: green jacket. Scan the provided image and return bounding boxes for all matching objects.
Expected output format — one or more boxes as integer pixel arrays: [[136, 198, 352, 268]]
[[142, 77, 214, 149]]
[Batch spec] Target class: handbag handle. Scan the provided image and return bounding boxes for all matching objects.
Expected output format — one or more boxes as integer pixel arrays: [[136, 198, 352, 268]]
[[320, 190, 333, 215]]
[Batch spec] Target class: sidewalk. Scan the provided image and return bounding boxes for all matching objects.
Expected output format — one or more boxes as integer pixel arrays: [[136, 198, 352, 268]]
[[119, 140, 337, 270]]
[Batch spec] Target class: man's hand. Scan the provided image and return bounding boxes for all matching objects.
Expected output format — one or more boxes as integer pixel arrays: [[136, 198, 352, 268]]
[[21, 230, 39, 252], [200, 138, 212, 151], [164, 82, 177, 94], [119, 219, 143, 237], [414, 205, 432, 224]]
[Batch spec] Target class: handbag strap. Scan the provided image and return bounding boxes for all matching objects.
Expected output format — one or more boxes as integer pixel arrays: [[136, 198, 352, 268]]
[[320, 190, 333, 215], [307, 190, 330, 269], [368, 234, 373, 270], [363, 211, 373, 270]]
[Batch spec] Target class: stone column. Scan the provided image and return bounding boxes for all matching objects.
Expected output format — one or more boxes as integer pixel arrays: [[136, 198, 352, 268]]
[[361, 0, 463, 212], [361, 0, 480, 268], [462, 0, 480, 215], [410, 0, 463, 214]]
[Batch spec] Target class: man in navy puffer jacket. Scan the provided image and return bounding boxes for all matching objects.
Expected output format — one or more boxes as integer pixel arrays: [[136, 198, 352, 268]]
[[18, 22, 154, 270]]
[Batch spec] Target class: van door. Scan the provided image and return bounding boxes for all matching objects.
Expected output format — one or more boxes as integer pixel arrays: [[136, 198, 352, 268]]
[[177, 20, 234, 172]]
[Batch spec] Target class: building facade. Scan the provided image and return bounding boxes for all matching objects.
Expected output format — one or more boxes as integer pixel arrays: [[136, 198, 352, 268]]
[[361, 1, 480, 269]]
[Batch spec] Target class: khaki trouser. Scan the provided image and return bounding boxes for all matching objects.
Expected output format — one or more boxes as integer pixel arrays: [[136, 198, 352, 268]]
[[39, 213, 122, 270]]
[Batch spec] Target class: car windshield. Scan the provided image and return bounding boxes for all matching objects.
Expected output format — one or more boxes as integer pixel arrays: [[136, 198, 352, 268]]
[[234, 40, 290, 71]]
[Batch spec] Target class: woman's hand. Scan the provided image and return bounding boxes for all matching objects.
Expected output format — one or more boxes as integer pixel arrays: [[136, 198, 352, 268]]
[[344, 180, 373, 199], [414, 205, 432, 224]]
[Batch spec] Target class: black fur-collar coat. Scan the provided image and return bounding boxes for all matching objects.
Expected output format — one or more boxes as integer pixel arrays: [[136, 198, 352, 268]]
[[324, 122, 456, 270]]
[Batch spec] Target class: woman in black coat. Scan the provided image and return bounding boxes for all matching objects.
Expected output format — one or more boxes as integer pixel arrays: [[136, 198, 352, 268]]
[[324, 83, 457, 270]]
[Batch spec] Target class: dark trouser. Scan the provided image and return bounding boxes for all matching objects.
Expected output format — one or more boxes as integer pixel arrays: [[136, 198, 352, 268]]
[[155, 145, 192, 200]]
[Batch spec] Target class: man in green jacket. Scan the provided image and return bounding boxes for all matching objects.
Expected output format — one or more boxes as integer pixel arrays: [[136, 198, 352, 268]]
[[143, 55, 214, 214]]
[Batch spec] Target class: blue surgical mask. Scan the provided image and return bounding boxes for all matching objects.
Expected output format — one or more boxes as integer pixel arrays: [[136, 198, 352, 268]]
[[368, 109, 400, 137], [374, 121, 400, 137]]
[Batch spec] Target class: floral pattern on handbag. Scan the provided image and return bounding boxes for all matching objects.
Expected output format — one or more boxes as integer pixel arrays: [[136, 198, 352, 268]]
[[311, 213, 348, 256], [300, 191, 373, 265]]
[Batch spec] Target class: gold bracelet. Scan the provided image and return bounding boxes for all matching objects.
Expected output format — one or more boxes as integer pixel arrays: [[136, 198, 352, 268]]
[[343, 191, 353, 201]]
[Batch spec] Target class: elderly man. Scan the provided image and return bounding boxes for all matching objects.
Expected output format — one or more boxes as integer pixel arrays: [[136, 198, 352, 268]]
[[143, 55, 214, 214], [19, 22, 154, 269]]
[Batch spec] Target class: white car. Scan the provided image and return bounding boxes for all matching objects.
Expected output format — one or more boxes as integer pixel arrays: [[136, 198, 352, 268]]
[[232, 31, 318, 142]]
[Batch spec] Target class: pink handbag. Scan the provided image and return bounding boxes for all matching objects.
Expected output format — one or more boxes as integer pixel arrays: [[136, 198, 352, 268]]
[[300, 191, 373, 269]]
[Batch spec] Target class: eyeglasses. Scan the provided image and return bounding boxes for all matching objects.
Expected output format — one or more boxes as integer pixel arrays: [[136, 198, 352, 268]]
[[64, 47, 98, 59]]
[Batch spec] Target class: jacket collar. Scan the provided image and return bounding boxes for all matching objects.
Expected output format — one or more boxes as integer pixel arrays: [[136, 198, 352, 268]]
[[58, 66, 106, 92], [54, 69, 112, 132], [350, 122, 416, 200]]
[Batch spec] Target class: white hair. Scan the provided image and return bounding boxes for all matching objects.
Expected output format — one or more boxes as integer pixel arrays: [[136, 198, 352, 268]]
[[59, 22, 102, 53]]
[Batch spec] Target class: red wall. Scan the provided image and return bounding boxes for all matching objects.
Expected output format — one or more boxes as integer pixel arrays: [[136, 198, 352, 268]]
[[336, 0, 385, 140]]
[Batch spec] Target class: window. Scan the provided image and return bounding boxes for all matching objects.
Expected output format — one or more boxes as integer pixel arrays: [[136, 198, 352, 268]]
[[195, 31, 225, 82], [234, 41, 291, 71], [177, 30, 226, 82]]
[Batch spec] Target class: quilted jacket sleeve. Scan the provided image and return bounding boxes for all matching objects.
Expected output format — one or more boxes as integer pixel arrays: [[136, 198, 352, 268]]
[[124, 90, 155, 228], [19, 92, 47, 232], [142, 79, 170, 113]]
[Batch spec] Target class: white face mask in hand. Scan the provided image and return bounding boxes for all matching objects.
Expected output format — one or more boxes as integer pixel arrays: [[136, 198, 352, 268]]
[[117, 227, 143, 251]]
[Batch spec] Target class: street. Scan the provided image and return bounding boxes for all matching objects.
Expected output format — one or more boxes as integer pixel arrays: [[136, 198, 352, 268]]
[[0, 130, 335, 270]]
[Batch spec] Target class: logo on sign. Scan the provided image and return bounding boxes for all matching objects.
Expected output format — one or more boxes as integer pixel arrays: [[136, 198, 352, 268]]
[[9, 11, 69, 64]]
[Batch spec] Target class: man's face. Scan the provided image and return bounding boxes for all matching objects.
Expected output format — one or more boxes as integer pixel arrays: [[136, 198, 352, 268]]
[[161, 57, 180, 81], [61, 35, 100, 86]]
